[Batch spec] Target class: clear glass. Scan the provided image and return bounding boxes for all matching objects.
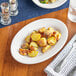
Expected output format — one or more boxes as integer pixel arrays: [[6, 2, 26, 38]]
[[1, 2, 9, 14], [1, 13, 11, 25], [68, 0, 76, 22], [9, 0, 18, 16], [0, 2, 11, 25]]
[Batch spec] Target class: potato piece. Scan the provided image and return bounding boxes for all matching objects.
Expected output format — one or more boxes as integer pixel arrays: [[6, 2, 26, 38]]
[[53, 31, 61, 40], [47, 33, 52, 38], [44, 30, 51, 36], [19, 48, 30, 56], [48, 27, 54, 34], [28, 51, 38, 57], [57, 33, 61, 40], [44, 27, 54, 38], [47, 36, 56, 45], [37, 37, 47, 47], [42, 45, 51, 53], [30, 42, 38, 50], [30, 46, 37, 51], [30, 42, 38, 47], [49, 0, 56, 3], [39, 27, 46, 33], [21, 43, 29, 49], [44, 27, 54, 36], [41, 33, 46, 38], [25, 35, 31, 43], [32, 31, 38, 34], [31, 33, 41, 41]]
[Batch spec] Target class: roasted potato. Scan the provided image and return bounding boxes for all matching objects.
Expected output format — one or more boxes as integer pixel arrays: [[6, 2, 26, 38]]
[[49, 0, 56, 3], [37, 37, 47, 47], [30, 42, 38, 47], [42, 45, 51, 53], [44, 27, 55, 38], [39, 27, 46, 33], [19, 27, 61, 57], [47, 36, 56, 45], [30, 42, 38, 51], [21, 43, 29, 49], [31, 33, 41, 41], [44, 27, 54, 36], [32, 31, 38, 34], [48, 27, 54, 34], [53, 31, 61, 40], [25, 35, 31, 43], [44, 30, 51, 36], [19, 48, 30, 56], [57, 33, 61, 40], [28, 51, 38, 57], [41, 33, 46, 38]]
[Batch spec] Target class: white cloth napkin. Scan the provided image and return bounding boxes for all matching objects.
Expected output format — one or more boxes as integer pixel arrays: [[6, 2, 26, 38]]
[[44, 34, 76, 76]]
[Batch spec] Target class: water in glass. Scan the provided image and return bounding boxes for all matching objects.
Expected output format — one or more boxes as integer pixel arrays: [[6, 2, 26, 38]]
[[68, 0, 76, 22]]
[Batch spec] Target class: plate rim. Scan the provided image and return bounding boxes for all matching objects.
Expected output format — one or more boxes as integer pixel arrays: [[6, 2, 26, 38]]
[[11, 18, 68, 64], [32, 0, 67, 9]]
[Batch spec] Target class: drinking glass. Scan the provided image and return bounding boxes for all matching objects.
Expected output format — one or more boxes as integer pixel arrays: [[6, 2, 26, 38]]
[[1, 13, 11, 25], [9, 0, 18, 16], [68, 0, 76, 22], [0, 2, 11, 25], [1, 2, 9, 14]]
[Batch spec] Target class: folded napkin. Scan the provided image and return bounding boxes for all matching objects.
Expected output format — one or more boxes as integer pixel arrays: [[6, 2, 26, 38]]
[[44, 34, 76, 76], [59, 42, 76, 76]]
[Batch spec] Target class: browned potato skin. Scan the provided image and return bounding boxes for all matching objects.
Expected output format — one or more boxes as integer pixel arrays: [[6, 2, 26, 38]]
[[42, 45, 51, 53], [47, 36, 57, 46], [41, 33, 46, 38], [29, 42, 38, 51], [52, 31, 61, 40], [30, 46, 35, 51], [44, 27, 55, 38], [30, 46, 38, 50], [19, 48, 30, 56], [37, 37, 47, 47], [21, 43, 29, 49], [44, 30, 53, 38], [57, 33, 61, 40], [44, 30, 51, 36], [38, 27, 46, 33], [25, 35, 31, 43]]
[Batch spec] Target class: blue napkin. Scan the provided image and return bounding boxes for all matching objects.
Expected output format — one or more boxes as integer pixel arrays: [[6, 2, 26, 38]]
[[0, 0, 69, 28]]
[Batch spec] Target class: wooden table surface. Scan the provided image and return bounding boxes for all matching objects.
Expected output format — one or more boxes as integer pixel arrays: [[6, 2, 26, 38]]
[[0, 8, 76, 76]]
